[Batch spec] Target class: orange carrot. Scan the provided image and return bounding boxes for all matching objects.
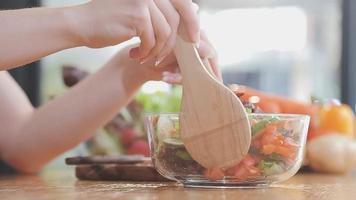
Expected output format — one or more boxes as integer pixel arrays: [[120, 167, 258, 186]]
[[231, 85, 317, 132], [236, 86, 316, 115]]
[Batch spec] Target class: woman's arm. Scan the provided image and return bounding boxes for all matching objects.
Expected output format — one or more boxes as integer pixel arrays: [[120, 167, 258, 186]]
[[0, 49, 145, 173], [0, 0, 200, 70], [0, 7, 78, 69]]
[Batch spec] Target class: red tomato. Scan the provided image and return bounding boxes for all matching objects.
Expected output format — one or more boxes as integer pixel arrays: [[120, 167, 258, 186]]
[[204, 167, 224, 181], [275, 146, 296, 159], [242, 154, 257, 166], [234, 165, 249, 181]]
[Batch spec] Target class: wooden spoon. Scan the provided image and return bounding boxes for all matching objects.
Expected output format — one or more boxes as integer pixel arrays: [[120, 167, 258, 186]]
[[174, 26, 251, 169]]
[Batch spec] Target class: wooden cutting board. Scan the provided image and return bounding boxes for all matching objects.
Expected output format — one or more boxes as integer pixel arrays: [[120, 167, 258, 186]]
[[66, 155, 171, 182]]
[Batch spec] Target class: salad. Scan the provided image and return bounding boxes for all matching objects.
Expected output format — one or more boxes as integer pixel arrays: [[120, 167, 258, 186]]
[[150, 99, 302, 182]]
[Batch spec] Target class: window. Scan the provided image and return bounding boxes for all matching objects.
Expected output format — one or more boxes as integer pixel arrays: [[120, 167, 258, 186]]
[[198, 0, 342, 102]]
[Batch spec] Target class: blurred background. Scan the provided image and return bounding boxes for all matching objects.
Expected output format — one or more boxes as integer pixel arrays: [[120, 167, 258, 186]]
[[1, 0, 356, 170]]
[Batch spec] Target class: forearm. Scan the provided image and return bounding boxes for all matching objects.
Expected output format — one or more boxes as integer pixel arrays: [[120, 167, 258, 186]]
[[1, 59, 144, 173], [0, 7, 79, 69]]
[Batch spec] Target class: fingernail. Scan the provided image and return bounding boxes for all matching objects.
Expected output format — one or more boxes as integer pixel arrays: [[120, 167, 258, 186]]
[[162, 76, 171, 82], [155, 58, 163, 67], [155, 55, 166, 67], [162, 71, 170, 76], [140, 57, 149, 65], [195, 36, 200, 49]]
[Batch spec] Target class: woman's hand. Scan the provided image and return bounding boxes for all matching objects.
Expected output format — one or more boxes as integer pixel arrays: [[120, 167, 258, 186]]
[[72, 0, 200, 64], [113, 31, 221, 86]]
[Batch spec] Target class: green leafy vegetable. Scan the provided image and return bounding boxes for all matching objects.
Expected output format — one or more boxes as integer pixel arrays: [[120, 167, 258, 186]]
[[135, 86, 182, 113], [268, 153, 285, 162], [163, 138, 184, 146], [251, 117, 280, 136], [245, 107, 253, 114], [258, 160, 284, 175], [258, 160, 273, 169], [176, 150, 192, 160]]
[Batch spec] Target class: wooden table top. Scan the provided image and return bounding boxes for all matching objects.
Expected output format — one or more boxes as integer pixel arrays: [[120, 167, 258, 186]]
[[1, 170, 356, 200]]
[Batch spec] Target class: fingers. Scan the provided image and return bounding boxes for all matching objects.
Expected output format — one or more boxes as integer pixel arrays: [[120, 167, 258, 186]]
[[153, 0, 179, 65], [162, 71, 182, 84], [155, 32, 218, 67], [160, 33, 220, 84], [199, 31, 222, 81], [208, 57, 223, 82], [134, 0, 200, 65], [136, 7, 156, 59], [171, 0, 200, 43], [129, 30, 221, 83], [196, 41, 216, 59], [140, 2, 172, 64]]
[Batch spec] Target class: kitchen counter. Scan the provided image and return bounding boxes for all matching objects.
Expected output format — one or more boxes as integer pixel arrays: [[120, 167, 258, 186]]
[[0, 170, 356, 200]]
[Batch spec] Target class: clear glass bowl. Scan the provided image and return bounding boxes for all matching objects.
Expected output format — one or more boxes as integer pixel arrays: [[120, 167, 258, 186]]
[[145, 113, 310, 188]]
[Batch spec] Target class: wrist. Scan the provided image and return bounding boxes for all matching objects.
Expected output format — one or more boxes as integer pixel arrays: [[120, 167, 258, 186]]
[[105, 58, 146, 95], [59, 5, 88, 47], [120, 62, 148, 89]]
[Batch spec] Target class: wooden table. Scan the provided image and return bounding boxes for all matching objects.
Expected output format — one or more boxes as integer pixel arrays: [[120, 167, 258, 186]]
[[1, 170, 356, 200]]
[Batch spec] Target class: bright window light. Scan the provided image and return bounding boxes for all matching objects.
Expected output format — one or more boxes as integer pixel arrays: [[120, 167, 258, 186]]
[[200, 7, 307, 66]]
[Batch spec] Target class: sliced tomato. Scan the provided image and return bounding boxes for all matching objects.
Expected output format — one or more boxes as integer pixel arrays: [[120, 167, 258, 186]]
[[204, 167, 224, 181], [249, 119, 258, 126], [245, 165, 261, 176], [252, 138, 262, 148], [260, 131, 277, 146], [262, 144, 276, 155], [234, 165, 249, 181], [283, 137, 298, 148], [242, 154, 257, 166], [272, 134, 284, 146], [275, 146, 296, 159]]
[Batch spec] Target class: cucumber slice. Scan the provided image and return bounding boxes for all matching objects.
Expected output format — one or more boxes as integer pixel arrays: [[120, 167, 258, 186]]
[[251, 117, 280, 136], [163, 138, 184, 146], [157, 116, 174, 139], [176, 150, 192, 160]]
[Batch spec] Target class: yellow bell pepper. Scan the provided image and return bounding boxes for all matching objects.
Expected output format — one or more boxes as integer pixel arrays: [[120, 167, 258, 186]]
[[316, 104, 355, 139]]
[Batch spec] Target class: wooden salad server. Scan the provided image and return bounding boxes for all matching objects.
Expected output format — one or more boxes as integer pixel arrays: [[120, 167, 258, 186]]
[[174, 25, 251, 169]]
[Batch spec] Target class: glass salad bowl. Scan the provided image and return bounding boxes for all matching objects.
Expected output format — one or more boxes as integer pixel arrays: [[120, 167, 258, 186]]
[[145, 113, 310, 188]]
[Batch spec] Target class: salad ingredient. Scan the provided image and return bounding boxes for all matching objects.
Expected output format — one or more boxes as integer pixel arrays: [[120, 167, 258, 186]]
[[230, 85, 318, 140], [127, 140, 150, 157], [157, 137, 204, 175], [258, 160, 284, 175], [317, 104, 355, 139], [157, 116, 175, 139], [163, 138, 184, 146], [136, 87, 182, 113], [251, 117, 279, 137], [120, 128, 139, 147], [231, 85, 316, 116], [204, 167, 225, 181], [226, 158, 261, 181], [176, 150, 192, 160], [307, 134, 356, 174]]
